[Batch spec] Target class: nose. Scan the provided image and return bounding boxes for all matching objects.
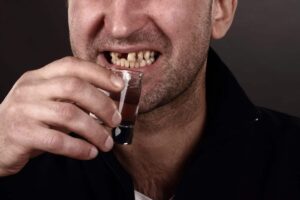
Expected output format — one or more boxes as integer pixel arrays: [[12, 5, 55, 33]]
[[104, 0, 149, 39]]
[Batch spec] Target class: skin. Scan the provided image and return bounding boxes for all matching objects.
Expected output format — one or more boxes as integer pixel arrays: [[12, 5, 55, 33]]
[[0, 0, 237, 199]]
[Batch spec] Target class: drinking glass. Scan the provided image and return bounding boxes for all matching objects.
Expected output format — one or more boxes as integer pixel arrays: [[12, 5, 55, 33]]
[[109, 69, 143, 145]]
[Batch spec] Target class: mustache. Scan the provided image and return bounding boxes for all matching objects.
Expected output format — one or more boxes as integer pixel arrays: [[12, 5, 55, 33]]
[[91, 27, 171, 50]]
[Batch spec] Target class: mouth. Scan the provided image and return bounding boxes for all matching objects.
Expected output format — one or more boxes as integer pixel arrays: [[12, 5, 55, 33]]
[[103, 50, 161, 69]]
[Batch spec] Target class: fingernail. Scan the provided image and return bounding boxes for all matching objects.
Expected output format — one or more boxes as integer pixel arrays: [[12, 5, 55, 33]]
[[112, 111, 122, 126], [110, 73, 124, 88], [89, 147, 98, 158], [104, 136, 114, 151]]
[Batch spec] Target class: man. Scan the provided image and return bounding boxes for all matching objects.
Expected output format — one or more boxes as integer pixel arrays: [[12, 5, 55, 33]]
[[0, 0, 299, 199]]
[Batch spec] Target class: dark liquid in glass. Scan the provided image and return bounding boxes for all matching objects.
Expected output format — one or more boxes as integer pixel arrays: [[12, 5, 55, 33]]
[[110, 86, 141, 144]]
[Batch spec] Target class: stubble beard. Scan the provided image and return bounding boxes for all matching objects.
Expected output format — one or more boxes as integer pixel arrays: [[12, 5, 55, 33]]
[[138, 25, 211, 115]]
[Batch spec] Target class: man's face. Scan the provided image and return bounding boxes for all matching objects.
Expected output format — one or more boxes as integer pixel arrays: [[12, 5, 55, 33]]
[[68, 0, 212, 113]]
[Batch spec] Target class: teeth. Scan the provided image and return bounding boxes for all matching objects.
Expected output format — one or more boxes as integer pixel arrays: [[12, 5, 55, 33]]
[[110, 52, 120, 59], [116, 59, 121, 66], [127, 53, 136, 62], [129, 61, 135, 68], [150, 52, 155, 57], [120, 58, 126, 67], [138, 52, 144, 61], [140, 60, 146, 67], [125, 60, 130, 68], [110, 50, 157, 68], [144, 51, 150, 60], [146, 59, 152, 65]]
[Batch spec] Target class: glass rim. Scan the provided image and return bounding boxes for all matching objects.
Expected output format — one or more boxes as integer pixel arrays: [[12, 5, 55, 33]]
[[110, 67, 143, 78]]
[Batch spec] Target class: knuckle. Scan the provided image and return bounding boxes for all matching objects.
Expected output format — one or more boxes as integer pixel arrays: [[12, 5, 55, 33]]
[[56, 103, 77, 121], [48, 57, 79, 75], [43, 134, 64, 151], [12, 83, 33, 100], [20, 70, 34, 80], [98, 96, 117, 113], [12, 86, 22, 98], [76, 117, 91, 132], [102, 100, 118, 118], [62, 77, 84, 95], [82, 121, 103, 141], [60, 56, 78, 64]]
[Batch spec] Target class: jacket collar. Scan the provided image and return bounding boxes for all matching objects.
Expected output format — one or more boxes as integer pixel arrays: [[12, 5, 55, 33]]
[[203, 48, 261, 140]]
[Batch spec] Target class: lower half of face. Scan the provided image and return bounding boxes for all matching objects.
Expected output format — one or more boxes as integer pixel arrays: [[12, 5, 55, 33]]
[[69, 1, 212, 114]]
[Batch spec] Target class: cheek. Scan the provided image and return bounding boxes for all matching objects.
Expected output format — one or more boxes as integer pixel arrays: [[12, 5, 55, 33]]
[[149, 0, 211, 56], [150, 2, 191, 42], [68, 1, 105, 56]]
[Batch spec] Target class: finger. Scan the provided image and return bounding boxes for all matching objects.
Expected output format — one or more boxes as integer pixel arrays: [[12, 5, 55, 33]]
[[36, 56, 124, 92], [30, 76, 121, 127], [28, 127, 100, 160], [22, 101, 114, 152], [5, 121, 99, 161]]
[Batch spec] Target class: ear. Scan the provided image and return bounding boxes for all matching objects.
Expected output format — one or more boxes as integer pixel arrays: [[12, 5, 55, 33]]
[[211, 0, 238, 39]]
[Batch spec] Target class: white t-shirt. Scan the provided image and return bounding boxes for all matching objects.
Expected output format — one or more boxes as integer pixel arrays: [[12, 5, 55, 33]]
[[134, 190, 152, 200], [134, 190, 175, 200]]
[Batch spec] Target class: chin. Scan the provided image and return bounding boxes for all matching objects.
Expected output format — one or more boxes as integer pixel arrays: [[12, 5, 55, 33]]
[[137, 90, 177, 114], [137, 100, 158, 114]]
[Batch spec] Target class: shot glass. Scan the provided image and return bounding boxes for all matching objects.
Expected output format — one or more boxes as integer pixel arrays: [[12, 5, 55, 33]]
[[110, 69, 143, 145]]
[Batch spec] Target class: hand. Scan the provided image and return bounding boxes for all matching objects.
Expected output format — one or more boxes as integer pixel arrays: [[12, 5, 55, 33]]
[[0, 57, 124, 176]]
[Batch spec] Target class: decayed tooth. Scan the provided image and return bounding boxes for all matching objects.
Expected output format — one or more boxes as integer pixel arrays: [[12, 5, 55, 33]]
[[140, 60, 146, 67], [127, 53, 136, 62], [111, 52, 121, 64], [113, 56, 119, 63], [110, 52, 120, 59], [138, 51, 144, 61], [116, 59, 121, 66], [120, 58, 126, 67], [125, 60, 130, 68], [144, 51, 150, 60], [110, 52, 115, 59]]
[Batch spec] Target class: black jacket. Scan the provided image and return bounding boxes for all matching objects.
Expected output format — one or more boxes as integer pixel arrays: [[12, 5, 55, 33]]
[[1, 49, 300, 200]]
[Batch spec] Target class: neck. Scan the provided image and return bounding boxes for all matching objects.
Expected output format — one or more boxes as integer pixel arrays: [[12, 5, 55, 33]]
[[114, 62, 207, 199]]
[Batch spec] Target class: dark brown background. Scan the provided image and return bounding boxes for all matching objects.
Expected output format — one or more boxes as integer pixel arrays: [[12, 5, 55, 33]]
[[0, 0, 299, 117]]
